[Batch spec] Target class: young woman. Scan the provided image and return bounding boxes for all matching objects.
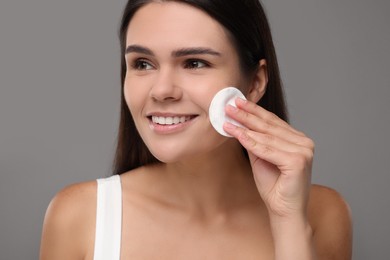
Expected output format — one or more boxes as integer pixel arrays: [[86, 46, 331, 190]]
[[40, 1, 352, 259]]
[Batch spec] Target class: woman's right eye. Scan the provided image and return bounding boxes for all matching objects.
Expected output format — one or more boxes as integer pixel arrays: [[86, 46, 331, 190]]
[[131, 59, 154, 70]]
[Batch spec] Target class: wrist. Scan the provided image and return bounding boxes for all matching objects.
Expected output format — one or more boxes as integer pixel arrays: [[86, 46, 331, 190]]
[[269, 211, 309, 227], [269, 215, 315, 260], [269, 213, 312, 240]]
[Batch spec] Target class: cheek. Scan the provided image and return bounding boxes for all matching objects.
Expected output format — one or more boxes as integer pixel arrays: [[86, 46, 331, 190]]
[[183, 86, 216, 117], [123, 85, 135, 117], [180, 76, 228, 107], [123, 77, 147, 115], [186, 80, 243, 115]]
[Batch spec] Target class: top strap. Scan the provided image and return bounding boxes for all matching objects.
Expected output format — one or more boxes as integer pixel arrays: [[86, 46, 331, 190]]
[[93, 175, 122, 260]]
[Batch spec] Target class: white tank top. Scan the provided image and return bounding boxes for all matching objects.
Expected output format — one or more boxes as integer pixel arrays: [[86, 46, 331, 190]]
[[93, 175, 122, 260]]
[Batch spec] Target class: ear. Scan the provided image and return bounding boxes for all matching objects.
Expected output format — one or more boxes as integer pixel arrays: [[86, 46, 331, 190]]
[[246, 59, 268, 103]]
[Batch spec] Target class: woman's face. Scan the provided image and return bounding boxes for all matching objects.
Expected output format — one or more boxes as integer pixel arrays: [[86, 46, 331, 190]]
[[124, 2, 255, 162]]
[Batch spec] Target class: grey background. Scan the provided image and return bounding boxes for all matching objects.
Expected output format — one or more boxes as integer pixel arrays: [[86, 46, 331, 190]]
[[0, 0, 389, 259]]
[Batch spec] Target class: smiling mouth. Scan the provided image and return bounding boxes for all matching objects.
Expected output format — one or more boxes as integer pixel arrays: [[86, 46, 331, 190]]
[[149, 115, 197, 125]]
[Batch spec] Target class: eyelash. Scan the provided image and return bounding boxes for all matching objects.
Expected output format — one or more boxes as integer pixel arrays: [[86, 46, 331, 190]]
[[131, 59, 154, 70], [129, 58, 211, 71], [183, 59, 210, 69]]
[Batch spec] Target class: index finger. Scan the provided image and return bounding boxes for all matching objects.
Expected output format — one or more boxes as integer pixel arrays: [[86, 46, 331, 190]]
[[234, 98, 305, 136]]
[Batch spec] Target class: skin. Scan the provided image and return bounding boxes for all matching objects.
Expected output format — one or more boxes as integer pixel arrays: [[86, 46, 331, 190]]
[[40, 2, 352, 259]]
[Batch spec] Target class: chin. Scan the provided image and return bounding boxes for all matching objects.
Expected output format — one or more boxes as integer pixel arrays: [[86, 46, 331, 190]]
[[148, 147, 192, 164], [147, 139, 229, 165]]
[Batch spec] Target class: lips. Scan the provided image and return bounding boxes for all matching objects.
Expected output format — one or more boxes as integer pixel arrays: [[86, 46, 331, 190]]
[[147, 112, 198, 125], [146, 113, 198, 134]]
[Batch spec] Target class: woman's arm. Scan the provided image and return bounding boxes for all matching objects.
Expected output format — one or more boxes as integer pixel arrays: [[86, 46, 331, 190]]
[[40, 181, 96, 260], [224, 97, 352, 259], [268, 185, 352, 259]]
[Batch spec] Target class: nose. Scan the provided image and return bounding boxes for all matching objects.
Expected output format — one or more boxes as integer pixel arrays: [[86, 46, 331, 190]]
[[150, 68, 182, 102]]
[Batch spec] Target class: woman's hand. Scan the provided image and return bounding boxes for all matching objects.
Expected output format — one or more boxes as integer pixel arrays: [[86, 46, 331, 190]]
[[224, 98, 317, 259], [224, 98, 314, 220]]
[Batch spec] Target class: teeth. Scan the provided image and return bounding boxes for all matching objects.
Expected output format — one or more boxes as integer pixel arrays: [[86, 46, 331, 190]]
[[152, 116, 191, 125], [158, 117, 165, 124]]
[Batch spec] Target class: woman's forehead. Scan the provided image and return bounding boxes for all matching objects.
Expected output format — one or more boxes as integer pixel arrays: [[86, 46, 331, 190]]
[[125, 2, 232, 52]]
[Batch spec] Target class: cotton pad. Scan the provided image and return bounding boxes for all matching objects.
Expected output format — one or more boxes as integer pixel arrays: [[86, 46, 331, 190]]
[[209, 87, 247, 137]]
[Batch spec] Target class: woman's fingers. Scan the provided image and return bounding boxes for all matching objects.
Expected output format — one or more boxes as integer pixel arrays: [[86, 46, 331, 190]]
[[236, 98, 296, 131], [225, 99, 314, 151], [223, 100, 314, 218], [224, 122, 310, 170], [223, 97, 314, 174], [224, 122, 313, 195], [247, 129, 313, 158]]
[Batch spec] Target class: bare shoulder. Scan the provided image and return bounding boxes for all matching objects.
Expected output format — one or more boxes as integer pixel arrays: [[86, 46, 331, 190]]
[[308, 184, 353, 259], [40, 180, 97, 260]]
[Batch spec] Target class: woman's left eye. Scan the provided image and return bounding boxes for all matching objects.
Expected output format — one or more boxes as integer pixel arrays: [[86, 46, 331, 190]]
[[184, 59, 209, 69], [132, 59, 154, 70]]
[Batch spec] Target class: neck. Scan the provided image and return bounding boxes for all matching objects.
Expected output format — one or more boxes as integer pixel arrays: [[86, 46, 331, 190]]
[[147, 140, 260, 219]]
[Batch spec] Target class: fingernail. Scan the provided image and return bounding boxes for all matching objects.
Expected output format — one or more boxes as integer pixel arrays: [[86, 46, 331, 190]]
[[226, 104, 238, 112], [224, 122, 236, 130], [237, 97, 247, 105]]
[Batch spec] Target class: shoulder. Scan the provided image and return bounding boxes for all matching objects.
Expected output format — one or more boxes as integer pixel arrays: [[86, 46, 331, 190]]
[[45, 180, 98, 223], [40, 180, 98, 260], [308, 184, 352, 226], [308, 184, 353, 259]]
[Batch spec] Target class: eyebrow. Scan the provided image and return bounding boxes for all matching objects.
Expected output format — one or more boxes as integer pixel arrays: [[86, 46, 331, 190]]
[[125, 45, 154, 55], [172, 47, 221, 57], [125, 45, 221, 57]]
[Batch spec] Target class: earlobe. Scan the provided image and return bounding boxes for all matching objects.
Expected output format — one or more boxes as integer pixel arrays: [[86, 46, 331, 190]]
[[247, 59, 268, 103]]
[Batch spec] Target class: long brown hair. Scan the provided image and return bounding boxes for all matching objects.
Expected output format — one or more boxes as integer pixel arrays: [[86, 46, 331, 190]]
[[113, 0, 288, 175]]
